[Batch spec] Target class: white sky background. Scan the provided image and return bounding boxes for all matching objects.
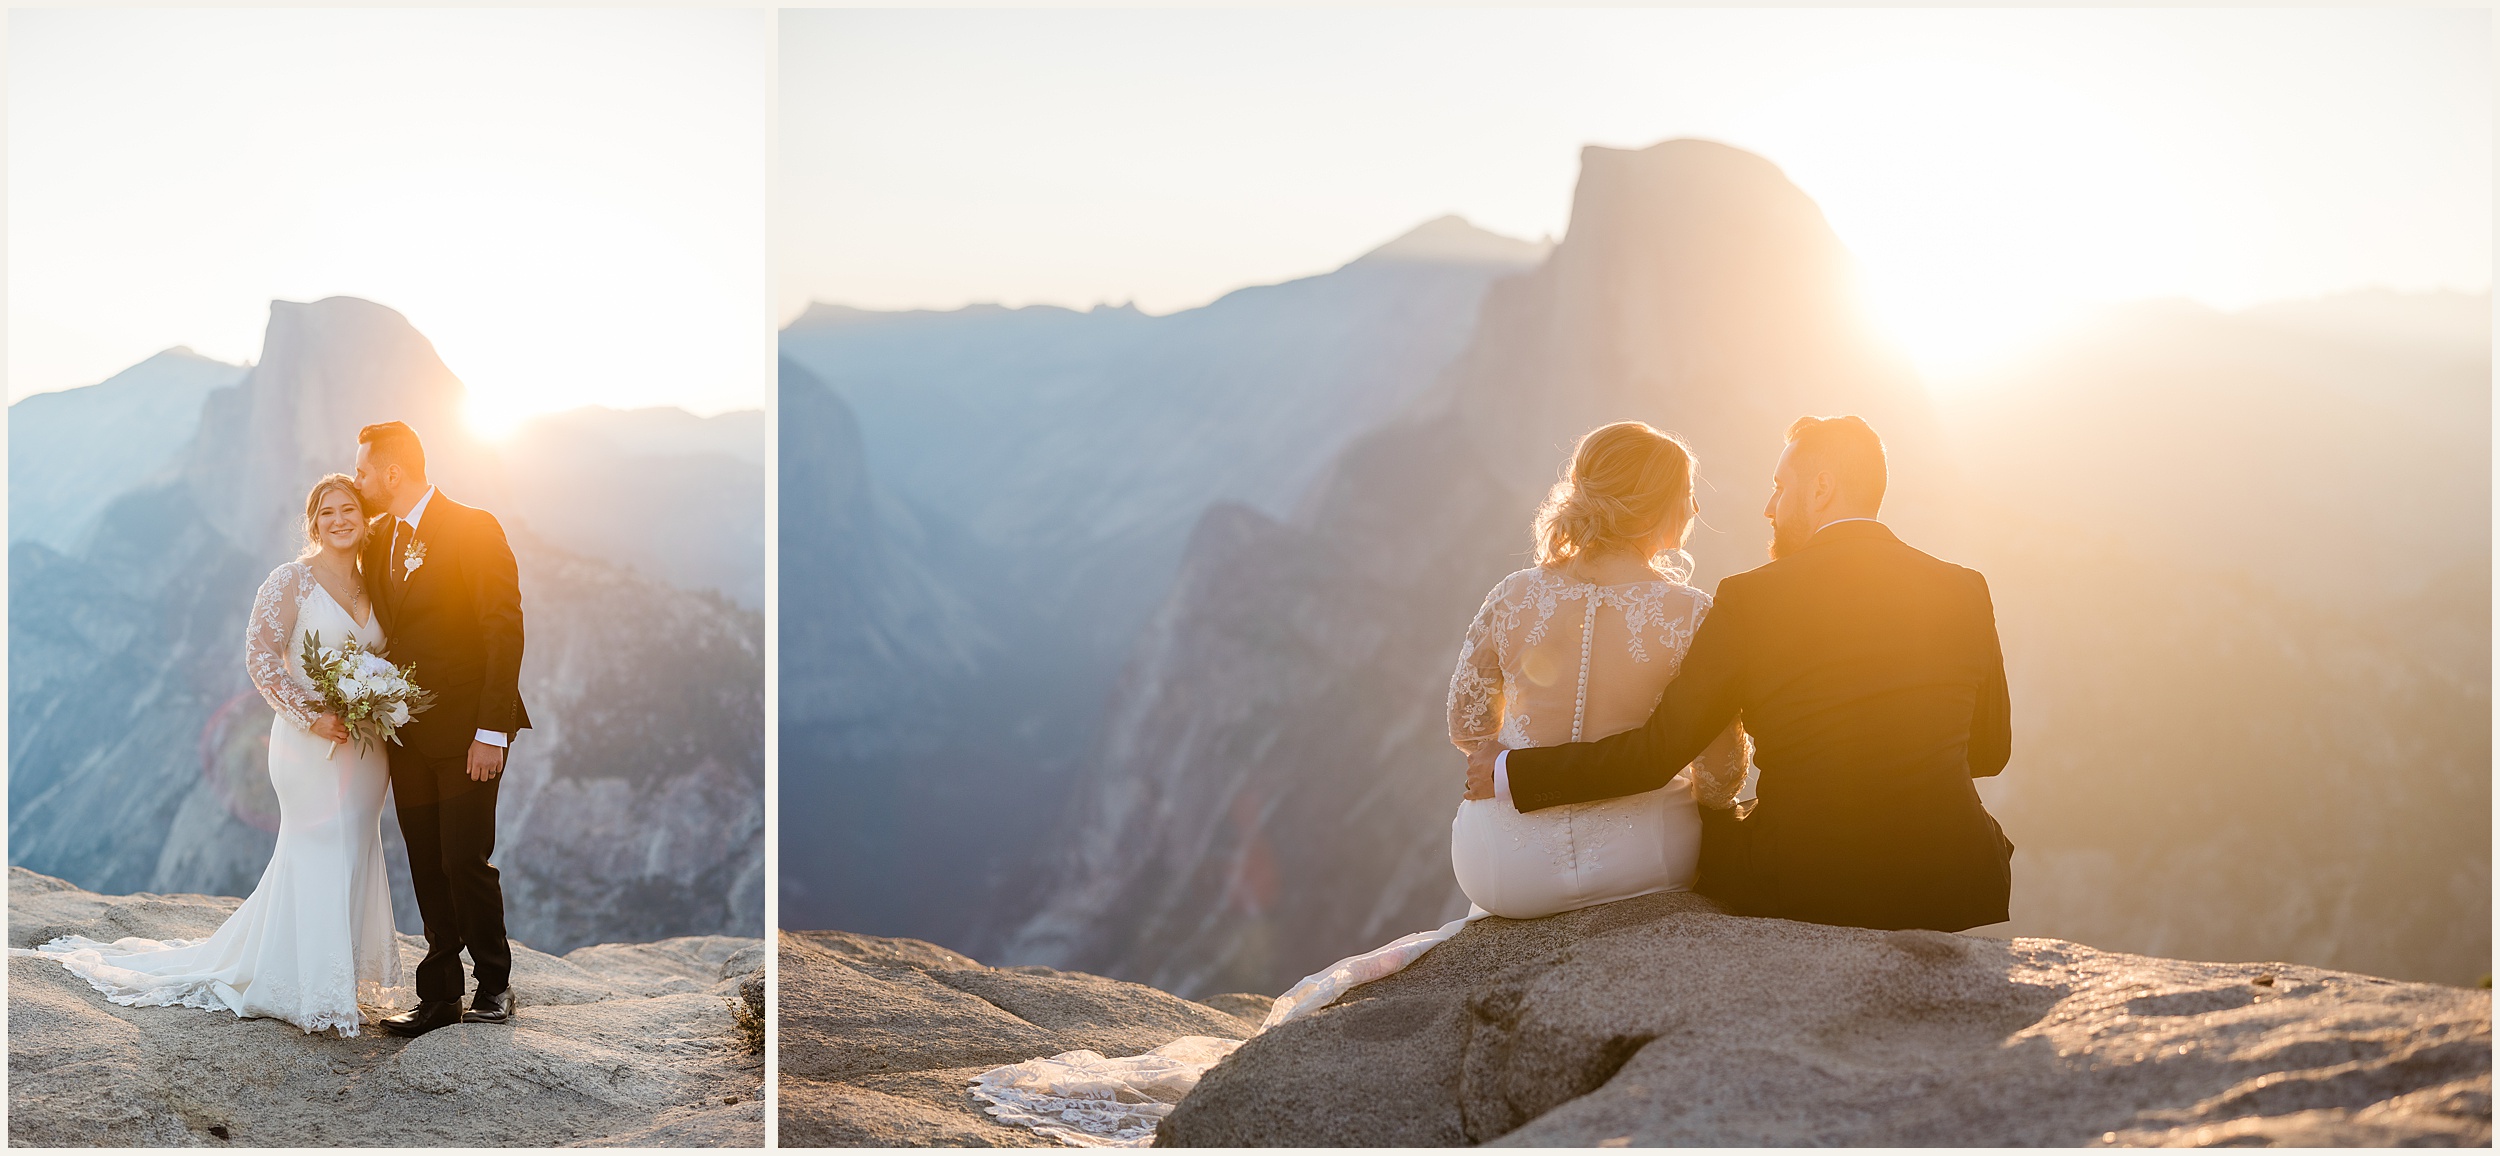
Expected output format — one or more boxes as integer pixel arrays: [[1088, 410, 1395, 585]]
[[10, 8, 768, 431], [782, 8, 2490, 375]]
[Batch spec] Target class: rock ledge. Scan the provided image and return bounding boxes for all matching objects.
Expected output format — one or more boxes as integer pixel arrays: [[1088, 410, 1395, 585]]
[[1162, 892, 2491, 1147], [777, 928, 1267, 1146], [8, 868, 763, 1147]]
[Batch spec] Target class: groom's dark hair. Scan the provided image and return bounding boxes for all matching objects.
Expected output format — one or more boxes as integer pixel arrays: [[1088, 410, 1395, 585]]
[[1785, 415, 1886, 509], [357, 421, 427, 477]]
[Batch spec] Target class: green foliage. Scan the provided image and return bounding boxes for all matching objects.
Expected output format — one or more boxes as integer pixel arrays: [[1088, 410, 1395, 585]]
[[297, 630, 437, 754]]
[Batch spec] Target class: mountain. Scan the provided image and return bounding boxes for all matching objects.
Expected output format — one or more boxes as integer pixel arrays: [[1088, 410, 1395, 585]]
[[1003, 139, 1945, 996], [1002, 140, 2489, 997], [1941, 293, 2490, 602], [7, 348, 248, 551], [7, 297, 763, 954], [778, 216, 1548, 944], [780, 214, 1551, 668], [1941, 291, 2490, 985], [500, 406, 767, 607]]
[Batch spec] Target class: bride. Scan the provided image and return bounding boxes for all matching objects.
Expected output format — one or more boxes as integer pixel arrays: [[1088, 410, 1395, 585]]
[[971, 422, 1749, 1145], [16, 475, 405, 1035], [1445, 419, 1750, 917]]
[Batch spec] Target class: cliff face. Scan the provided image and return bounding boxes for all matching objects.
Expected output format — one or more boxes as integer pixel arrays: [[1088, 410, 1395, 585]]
[[1003, 141, 2490, 998], [7, 868, 764, 1148], [777, 219, 1543, 945], [7, 297, 763, 954]]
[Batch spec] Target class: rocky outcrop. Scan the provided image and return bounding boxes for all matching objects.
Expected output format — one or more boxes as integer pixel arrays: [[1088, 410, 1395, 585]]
[[777, 929, 1267, 1146], [1159, 893, 2492, 1147], [6, 868, 763, 1148]]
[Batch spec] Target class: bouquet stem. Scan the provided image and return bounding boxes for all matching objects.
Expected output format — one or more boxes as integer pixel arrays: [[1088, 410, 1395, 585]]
[[327, 740, 340, 761]]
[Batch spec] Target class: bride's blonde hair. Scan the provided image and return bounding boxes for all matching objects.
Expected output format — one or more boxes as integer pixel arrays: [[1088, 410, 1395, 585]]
[[1534, 421, 1697, 569], [300, 474, 372, 559]]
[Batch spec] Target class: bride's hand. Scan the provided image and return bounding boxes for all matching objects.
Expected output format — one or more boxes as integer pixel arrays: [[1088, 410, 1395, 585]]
[[310, 714, 350, 743], [1463, 742, 1504, 801]]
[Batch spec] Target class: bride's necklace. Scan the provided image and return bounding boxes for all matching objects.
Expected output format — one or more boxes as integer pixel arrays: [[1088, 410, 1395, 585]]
[[314, 557, 365, 614]]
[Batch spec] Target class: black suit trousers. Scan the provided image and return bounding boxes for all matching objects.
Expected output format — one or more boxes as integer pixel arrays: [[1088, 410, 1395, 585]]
[[390, 748, 512, 1005], [1695, 803, 1761, 915]]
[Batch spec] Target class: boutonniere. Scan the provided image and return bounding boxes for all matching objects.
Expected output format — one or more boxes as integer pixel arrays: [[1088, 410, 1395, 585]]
[[403, 539, 430, 575]]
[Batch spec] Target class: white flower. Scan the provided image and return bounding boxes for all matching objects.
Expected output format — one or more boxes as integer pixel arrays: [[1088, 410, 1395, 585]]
[[338, 677, 368, 701], [388, 702, 411, 726], [355, 653, 394, 678]]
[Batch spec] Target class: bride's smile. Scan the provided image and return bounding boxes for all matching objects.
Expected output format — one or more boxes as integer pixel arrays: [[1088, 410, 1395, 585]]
[[313, 490, 365, 555]]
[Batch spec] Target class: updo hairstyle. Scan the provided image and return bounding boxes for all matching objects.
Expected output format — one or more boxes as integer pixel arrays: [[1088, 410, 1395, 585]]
[[1533, 421, 1697, 570]]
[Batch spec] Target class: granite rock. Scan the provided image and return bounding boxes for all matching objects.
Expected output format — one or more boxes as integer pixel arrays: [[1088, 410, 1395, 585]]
[[1157, 892, 2491, 1147], [7, 868, 764, 1148]]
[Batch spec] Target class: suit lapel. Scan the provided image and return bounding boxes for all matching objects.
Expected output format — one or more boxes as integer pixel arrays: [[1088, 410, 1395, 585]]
[[366, 515, 402, 628]]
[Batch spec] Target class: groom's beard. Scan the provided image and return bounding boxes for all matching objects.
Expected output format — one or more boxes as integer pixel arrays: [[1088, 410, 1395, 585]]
[[1768, 513, 1813, 560]]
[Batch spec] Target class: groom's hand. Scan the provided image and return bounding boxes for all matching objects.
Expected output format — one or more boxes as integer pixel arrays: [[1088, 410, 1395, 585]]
[[1464, 743, 1504, 801], [466, 740, 507, 782]]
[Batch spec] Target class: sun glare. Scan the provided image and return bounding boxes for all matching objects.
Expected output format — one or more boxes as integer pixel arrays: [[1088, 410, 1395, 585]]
[[1738, 57, 2201, 384], [1743, 48, 2234, 384], [462, 397, 528, 442]]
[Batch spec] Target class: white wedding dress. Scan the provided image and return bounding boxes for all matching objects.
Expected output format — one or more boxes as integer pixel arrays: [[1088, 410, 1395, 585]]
[[15, 562, 404, 1036], [969, 555, 1748, 1146]]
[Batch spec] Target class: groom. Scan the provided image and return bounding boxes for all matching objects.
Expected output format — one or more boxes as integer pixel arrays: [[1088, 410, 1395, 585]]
[[1467, 415, 2014, 932], [353, 420, 531, 1036]]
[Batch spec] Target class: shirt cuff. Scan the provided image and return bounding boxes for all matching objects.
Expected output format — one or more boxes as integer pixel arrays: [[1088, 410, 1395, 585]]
[[474, 728, 510, 748], [1494, 750, 1512, 804]]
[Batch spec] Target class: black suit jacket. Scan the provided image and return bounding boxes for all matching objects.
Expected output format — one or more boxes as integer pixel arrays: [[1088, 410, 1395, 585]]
[[1506, 520, 2013, 932], [363, 491, 531, 761]]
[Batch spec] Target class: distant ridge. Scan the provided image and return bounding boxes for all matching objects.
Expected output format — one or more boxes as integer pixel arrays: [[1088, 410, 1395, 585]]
[[784, 215, 1546, 331], [1357, 214, 1550, 268]]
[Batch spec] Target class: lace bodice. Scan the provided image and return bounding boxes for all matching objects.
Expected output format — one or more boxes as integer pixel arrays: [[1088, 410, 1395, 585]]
[[1448, 562, 1748, 808], [246, 561, 381, 732]]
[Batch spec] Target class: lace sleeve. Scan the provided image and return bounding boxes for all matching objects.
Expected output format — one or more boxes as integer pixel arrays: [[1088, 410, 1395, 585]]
[[1447, 581, 1508, 750], [1692, 719, 1752, 810], [246, 564, 322, 731]]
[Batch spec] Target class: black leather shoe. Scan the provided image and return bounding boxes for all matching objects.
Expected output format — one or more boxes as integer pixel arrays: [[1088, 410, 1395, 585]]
[[378, 1000, 463, 1038], [462, 988, 513, 1024]]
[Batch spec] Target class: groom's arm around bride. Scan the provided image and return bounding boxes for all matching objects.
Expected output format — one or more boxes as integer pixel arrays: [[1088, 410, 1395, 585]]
[[1484, 415, 2015, 934]]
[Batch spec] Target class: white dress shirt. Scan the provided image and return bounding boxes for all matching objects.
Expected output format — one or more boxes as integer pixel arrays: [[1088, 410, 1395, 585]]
[[398, 486, 510, 750], [1488, 517, 1886, 801]]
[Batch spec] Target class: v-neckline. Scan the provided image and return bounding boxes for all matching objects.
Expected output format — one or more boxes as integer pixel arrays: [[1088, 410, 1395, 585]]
[[311, 569, 375, 631]]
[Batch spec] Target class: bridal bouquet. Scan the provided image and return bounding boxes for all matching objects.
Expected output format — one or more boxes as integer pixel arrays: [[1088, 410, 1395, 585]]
[[298, 632, 436, 758]]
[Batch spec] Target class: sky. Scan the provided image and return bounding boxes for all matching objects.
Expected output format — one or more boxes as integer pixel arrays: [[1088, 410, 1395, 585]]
[[782, 8, 2490, 377], [10, 8, 768, 433]]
